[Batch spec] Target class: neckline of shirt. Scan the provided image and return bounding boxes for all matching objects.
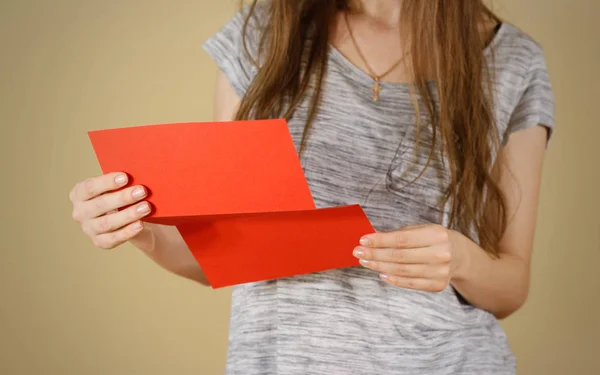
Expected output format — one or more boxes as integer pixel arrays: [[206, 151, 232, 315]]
[[327, 22, 509, 91]]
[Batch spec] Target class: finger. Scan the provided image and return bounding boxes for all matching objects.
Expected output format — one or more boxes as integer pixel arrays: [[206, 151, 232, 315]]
[[84, 201, 151, 235], [353, 244, 451, 264], [358, 260, 450, 279], [379, 274, 448, 293], [92, 220, 145, 250], [70, 172, 129, 202], [359, 225, 449, 249], [83, 185, 148, 219]]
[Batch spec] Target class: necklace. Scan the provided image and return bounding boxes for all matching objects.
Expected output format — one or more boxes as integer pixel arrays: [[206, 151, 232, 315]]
[[343, 12, 406, 102]]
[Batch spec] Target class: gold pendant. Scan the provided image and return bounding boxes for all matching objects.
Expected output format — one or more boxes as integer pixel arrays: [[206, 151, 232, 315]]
[[372, 78, 381, 102]]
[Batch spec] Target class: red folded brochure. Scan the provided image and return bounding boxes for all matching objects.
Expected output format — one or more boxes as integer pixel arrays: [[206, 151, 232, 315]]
[[88, 119, 374, 288]]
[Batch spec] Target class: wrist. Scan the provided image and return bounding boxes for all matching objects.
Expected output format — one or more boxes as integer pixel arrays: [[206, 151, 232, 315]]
[[449, 230, 471, 282], [129, 223, 157, 254]]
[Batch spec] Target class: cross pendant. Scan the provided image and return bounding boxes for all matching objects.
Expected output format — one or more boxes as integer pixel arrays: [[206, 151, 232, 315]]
[[372, 78, 381, 102]]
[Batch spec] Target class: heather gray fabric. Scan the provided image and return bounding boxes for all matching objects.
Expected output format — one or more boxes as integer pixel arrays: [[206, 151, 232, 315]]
[[203, 5, 554, 375]]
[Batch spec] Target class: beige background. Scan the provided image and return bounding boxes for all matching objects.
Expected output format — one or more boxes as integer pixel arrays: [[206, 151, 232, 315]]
[[1, 0, 598, 374]]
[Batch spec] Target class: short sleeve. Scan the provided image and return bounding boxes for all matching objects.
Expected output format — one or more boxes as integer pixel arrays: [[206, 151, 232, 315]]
[[202, 6, 264, 98], [503, 46, 555, 145]]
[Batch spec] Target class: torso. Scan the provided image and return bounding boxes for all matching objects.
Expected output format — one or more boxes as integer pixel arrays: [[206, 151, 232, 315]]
[[204, 7, 551, 374]]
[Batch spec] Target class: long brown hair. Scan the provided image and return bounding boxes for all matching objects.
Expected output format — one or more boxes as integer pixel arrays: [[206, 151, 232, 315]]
[[235, 0, 505, 256]]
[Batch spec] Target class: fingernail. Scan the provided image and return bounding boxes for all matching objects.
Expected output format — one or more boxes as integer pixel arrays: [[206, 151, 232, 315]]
[[132, 187, 146, 199], [137, 202, 150, 213], [353, 247, 365, 258], [115, 174, 128, 186], [133, 221, 143, 229], [380, 274, 389, 280], [359, 259, 370, 266], [359, 237, 372, 246]]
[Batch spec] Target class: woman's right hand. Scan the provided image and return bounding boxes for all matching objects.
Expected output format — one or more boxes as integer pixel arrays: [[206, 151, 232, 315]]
[[70, 172, 152, 249]]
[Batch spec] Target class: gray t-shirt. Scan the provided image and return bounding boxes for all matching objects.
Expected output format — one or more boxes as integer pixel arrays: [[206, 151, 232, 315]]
[[203, 5, 555, 375]]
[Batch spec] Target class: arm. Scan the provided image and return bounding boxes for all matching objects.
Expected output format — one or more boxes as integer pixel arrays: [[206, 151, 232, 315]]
[[449, 125, 548, 318], [129, 70, 242, 285], [353, 125, 548, 319]]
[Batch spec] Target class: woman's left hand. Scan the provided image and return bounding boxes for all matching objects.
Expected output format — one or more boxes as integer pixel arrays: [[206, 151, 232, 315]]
[[353, 224, 465, 292]]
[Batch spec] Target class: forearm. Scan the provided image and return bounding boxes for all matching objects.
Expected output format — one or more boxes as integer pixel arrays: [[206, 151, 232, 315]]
[[123, 71, 240, 287], [450, 232, 530, 319], [130, 223, 209, 286]]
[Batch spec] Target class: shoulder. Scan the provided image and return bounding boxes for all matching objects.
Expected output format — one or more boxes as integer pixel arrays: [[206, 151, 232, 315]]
[[226, 1, 270, 41], [202, 1, 272, 97], [492, 23, 549, 78], [204, 1, 270, 53], [492, 24, 555, 144]]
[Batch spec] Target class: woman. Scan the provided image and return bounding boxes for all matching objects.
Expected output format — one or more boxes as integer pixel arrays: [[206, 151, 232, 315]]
[[69, 0, 554, 373]]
